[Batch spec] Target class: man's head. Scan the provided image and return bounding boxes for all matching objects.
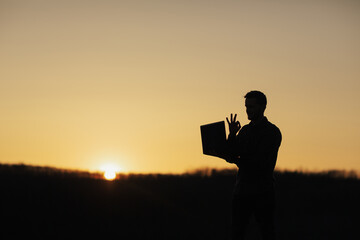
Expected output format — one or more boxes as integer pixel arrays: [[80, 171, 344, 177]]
[[244, 90, 267, 121]]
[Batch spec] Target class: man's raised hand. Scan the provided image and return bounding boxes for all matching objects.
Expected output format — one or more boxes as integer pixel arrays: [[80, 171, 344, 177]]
[[226, 113, 241, 137]]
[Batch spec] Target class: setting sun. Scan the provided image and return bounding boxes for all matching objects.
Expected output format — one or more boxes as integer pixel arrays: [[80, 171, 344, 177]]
[[104, 170, 116, 181], [100, 163, 120, 181]]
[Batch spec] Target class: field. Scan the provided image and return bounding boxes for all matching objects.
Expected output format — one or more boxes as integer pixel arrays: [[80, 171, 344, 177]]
[[0, 164, 359, 239]]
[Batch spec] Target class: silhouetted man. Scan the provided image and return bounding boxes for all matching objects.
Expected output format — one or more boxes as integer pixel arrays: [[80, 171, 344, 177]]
[[225, 91, 282, 240]]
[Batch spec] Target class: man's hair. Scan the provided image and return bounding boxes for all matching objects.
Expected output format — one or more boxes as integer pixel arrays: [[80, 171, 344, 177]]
[[244, 90, 267, 106]]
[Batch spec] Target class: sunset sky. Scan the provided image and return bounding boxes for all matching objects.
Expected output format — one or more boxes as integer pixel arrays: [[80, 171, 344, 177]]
[[1, 0, 359, 173]]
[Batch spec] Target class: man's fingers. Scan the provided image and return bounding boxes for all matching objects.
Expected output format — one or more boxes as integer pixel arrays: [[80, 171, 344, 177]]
[[228, 113, 240, 127], [228, 113, 239, 123], [230, 113, 237, 122]]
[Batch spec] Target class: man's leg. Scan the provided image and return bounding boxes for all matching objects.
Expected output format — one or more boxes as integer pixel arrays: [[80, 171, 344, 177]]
[[232, 194, 254, 240], [254, 191, 276, 240]]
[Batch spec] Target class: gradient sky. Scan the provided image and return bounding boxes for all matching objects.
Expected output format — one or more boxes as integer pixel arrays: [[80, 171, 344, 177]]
[[1, 0, 359, 173]]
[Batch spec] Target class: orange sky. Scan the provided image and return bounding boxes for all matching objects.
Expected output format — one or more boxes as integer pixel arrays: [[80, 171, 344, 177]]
[[1, 0, 359, 173]]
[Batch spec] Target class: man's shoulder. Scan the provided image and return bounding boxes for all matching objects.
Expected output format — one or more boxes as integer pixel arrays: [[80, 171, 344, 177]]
[[265, 120, 282, 142], [266, 120, 281, 132], [241, 124, 251, 130], [240, 118, 281, 134], [239, 124, 251, 133]]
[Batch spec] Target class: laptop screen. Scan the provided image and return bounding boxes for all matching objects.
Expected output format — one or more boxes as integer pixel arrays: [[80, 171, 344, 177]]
[[200, 121, 226, 157]]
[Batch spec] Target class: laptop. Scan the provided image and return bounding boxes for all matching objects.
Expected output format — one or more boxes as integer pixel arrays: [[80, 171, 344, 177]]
[[200, 121, 227, 157]]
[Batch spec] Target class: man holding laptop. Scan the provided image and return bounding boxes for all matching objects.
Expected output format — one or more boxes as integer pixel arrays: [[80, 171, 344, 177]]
[[201, 90, 282, 240]]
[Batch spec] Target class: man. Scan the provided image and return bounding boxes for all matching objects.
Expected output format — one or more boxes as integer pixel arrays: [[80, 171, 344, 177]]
[[225, 90, 282, 240]]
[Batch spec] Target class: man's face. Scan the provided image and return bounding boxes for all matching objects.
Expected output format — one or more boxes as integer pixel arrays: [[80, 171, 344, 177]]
[[245, 98, 265, 121]]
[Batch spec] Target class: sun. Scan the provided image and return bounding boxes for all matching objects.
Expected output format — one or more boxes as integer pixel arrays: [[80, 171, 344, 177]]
[[100, 163, 120, 181], [104, 170, 116, 181]]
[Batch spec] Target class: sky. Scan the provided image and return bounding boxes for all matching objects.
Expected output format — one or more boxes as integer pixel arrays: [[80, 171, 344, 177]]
[[1, 0, 359, 173]]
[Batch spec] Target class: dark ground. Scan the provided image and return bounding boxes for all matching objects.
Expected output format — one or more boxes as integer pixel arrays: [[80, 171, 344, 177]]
[[0, 164, 359, 239]]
